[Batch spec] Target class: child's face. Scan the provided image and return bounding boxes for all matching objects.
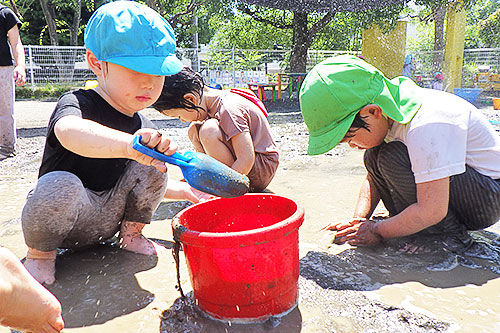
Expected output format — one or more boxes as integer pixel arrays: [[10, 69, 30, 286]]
[[97, 62, 165, 116], [161, 108, 201, 123], [341, 105, 390, 150]]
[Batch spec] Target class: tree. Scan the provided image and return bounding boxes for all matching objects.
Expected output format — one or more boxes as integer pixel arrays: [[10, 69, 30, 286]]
[[478, 9, 500, 47], [474, 0, 500, 47], [413, 0, 476, 72], [237, 3, 406, 73]]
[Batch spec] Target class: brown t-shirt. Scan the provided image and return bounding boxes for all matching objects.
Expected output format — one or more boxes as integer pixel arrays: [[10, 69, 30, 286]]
[[210, 90, 279, 191]]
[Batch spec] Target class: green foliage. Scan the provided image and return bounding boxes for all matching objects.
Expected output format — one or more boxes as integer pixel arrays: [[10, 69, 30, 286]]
[[311, 13, 363, 51], [209, 13, 292, 49], [15, 83, 78, 100], [466, 0, 500, 48], [478, 9, 500, 47], [407, 20, 434, 52]]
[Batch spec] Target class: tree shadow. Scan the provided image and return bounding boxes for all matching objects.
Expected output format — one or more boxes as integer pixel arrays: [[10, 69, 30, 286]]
[[151, 118, 189, 129], [300, 230, 500, 291], [17, 126, 47, 138], [45, 245, 159, 328], [159, 295, 302, 333]]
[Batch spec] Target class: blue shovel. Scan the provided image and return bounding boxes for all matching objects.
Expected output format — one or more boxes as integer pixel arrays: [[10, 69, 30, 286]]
[[132, 135, 250, 198]]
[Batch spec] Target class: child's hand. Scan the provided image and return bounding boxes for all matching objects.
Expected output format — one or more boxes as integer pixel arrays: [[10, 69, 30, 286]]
[[129, 129, 177, 173], [320, 217, 365, 231], [164, 179, 216, 203], [184, 184, 216, 203]]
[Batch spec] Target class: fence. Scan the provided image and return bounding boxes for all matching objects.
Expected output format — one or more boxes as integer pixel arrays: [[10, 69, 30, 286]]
[[22, 45, 500, 89], [23, 45, 355, 89]]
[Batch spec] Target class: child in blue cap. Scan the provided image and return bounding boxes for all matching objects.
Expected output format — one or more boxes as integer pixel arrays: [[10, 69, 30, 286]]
[[21, 1, 193, 285], [300, 55, 500, 252]]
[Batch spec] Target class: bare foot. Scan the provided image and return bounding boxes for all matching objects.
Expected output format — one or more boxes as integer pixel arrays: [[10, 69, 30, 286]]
[[0, 247, 64, 332], [119, 221, 165, 256], [120, 234, 165, 255], [24, 248, 57, 285]]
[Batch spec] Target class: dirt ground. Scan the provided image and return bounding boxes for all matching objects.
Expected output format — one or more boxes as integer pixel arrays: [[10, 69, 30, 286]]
[[1, 98, 500, 332]]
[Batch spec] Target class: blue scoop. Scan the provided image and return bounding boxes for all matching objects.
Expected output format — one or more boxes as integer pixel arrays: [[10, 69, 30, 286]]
[[132, 135, 250, 198]]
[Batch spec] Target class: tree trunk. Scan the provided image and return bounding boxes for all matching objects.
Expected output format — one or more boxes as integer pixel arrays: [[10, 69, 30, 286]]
[[432, 2, 446, 72], [70, 0, 81, 46], [289, 12, 311, 73], [191, 15, 199, 72], [39, 0, 58, 45]]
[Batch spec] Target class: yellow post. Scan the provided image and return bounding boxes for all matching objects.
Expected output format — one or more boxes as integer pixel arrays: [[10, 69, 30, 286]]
[[361, 20, 407, 79], [443, 1, 466, 93]]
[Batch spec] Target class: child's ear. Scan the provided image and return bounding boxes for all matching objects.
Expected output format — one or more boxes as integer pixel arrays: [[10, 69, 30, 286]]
[[184, 93, 199, 105], [86, 49, 102, 76], [360, 104, 383, 118]]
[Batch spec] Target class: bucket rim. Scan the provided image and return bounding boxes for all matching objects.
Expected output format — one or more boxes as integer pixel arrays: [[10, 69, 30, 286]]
[[172, 193, 305, 248]]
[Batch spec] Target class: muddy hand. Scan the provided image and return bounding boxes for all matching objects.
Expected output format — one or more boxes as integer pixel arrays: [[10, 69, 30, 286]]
[[333, 220, 382, 246], [128, 129, 177, 173], [320, 217, 366, 232]]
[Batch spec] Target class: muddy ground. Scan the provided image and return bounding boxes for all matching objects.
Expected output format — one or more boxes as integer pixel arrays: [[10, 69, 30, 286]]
[[0, 98, 499, 332]]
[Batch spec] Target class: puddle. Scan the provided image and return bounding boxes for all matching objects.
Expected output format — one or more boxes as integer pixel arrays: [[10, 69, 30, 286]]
[[0, 102, 499, 332]]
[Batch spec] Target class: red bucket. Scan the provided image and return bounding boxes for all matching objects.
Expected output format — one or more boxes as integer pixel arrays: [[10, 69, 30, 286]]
[[172, 194, 304, 322]]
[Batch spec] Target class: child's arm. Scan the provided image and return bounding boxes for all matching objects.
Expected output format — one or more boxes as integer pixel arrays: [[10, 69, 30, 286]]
[[54, 115, 176, 173], [334, 177, 449, 245], [164, 179, 214, 203], [229, 131, 255, 175]]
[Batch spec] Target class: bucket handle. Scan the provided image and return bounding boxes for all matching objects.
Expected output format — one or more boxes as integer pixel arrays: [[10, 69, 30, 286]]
[[172, 219, 188, 243], [172, 218, 188, 298]]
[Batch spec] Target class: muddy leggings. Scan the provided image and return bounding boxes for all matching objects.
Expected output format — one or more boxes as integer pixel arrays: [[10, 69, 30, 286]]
[[21, 161, 168, 252], [364, 141, 500, 236]]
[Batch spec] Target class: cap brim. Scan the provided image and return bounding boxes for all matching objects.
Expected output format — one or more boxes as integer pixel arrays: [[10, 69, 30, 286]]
[[106, 54, 183, 76], [307, 112, 356, 155]]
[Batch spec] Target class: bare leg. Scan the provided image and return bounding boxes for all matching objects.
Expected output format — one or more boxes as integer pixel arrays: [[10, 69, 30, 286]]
[[198, 119, 235, 166], [23, 248, 57, 285], [0, 247, 64, 332], [119, 221, 165, 255], [187, 122, 205, 153]]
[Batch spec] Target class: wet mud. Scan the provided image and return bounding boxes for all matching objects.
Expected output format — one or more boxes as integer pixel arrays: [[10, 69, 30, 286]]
[[0, 100, 499, 332]]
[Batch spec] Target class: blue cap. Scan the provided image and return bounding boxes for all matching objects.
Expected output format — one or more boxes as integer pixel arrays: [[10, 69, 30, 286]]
[[84, 1, 182, 76]]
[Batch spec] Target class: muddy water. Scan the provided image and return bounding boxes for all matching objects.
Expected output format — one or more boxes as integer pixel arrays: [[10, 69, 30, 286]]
[[0, 101, 499, 332]]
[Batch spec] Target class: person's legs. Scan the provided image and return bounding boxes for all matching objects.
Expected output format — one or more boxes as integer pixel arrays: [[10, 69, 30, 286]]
[[22, 171, 88, 284], [0, 246, 64, 332], [448, 165, 500, 230], [0, 66, 16, 158], [247, 152, 279, 192], [187, 121, 205, 153], [363, 142, 410, 216], [115, 161, 168, 255], [22, 163, 168, 284], [364, 141, 467, 236], [197, 118, 236, 166]]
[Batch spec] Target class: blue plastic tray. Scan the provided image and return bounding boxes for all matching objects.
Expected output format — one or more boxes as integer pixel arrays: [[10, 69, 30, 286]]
[[454, 88, 482, 104]]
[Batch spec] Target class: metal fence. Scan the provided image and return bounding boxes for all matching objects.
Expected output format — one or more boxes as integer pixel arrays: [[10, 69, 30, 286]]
[[23, 45, 356, 89], [23, 45, 500, 89]]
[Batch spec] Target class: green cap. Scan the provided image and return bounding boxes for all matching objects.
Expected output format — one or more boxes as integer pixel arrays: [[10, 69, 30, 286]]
[[299, 54, 421, 155]]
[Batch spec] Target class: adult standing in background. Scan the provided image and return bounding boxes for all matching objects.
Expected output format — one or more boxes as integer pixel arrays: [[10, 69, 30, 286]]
[[0, 4, 25, 160]]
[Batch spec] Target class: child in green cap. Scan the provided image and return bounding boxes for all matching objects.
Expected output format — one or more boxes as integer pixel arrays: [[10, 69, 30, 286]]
[[300, 54, 500, 251], [21, 1, 205, 285]]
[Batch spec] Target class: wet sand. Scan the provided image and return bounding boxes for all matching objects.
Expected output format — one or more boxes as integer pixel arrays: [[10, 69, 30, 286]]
[[0, 100, 499, 332]]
